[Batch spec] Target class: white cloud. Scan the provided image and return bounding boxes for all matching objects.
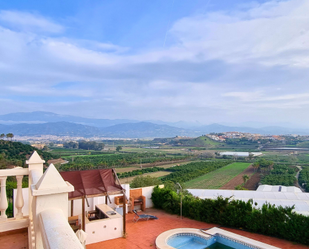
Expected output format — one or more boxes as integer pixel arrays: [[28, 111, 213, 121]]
[[222, 91, 263, 102], [0, 10, 64, 33], [169, 0, 309, 67], [1, 1, 309, 125]]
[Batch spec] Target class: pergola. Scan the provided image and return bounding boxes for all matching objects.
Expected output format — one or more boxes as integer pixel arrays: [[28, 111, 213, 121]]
[[60, 168, 128, 234]]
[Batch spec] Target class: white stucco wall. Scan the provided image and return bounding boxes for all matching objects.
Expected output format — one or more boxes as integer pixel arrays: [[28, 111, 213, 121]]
[[85, 204, 123, 245]]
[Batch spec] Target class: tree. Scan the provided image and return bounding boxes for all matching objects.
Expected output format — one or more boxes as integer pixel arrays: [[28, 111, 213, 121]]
[[288, 154, 298, 165], [254, 158, 274, 173], [78, 140, 104, 151], [116, 146, 122, 152], [200, 152, 215, 159], [243, 174, 249, 183], [0, 134, 4, 140], [253, 161, 259, 172], [6, 133, 14, 141], [248, 153, 254, 161], [42, 145, 49, 151], [64, 141, 79, 149]]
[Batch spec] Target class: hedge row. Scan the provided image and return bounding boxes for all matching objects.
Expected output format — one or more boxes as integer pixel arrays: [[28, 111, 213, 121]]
[[117, 166, 162, 179], [151, 187, 309, 245]]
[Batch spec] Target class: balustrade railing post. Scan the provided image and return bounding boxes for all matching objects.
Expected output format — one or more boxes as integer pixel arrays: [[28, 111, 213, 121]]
[[15, 175, 24, 219], [0, 176, 8, 220]]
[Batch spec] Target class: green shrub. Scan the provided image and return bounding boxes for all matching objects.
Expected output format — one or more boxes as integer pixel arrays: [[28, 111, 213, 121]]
[[151, 187, 309, 245], [130, 175, 162, 188]]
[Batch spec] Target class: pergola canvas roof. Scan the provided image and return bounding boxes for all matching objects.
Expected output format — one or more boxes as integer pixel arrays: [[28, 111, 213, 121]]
[[60, 169, 123, 199]]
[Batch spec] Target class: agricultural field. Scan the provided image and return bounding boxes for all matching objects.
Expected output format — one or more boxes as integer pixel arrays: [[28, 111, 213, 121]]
[[114, 166, 141, 173], [50, 148, 110, 157], [119, 171, 171, 184], [185, 162, 251, 189], [156, 160, 201, 169], [114, 160, 201, 174], [122, 146, 188, 154], [162, 160, 231, 183], [59, 152, 190, 172]]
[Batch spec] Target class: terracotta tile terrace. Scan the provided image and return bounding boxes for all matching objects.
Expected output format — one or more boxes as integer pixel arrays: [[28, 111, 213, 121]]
[[87, 208, 309, 249], [1, 208, 308, 249]]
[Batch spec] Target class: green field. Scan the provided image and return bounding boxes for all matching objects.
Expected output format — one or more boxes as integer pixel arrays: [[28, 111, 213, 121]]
[[62, 153, 115, 159], [185, 162, 251, 189]]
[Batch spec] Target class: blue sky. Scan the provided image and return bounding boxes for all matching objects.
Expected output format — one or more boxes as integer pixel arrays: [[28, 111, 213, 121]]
[[0, 0, 309, 127]]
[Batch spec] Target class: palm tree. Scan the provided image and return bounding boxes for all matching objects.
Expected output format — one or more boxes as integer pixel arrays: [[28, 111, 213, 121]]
[[6, 133, 14, 141], [0, 133, 4, 140]]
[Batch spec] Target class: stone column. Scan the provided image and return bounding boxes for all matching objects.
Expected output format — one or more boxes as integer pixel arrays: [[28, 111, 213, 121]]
[[15, 175, 24, 219], [0, 176, 8, 220]]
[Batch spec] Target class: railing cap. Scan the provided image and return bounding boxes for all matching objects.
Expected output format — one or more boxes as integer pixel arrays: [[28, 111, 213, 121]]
[[26, 151, 45, 165], [0, 167, 29, 177]]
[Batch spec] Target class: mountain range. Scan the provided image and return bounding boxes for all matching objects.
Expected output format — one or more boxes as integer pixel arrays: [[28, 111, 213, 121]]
[[0, 111, 308, 138]]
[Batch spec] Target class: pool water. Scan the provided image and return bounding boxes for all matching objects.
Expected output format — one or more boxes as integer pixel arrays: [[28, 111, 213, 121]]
[[167, 233, 256, 249], [167, 234, 234, 249], [168, 235, 208, 249], [206, 242, 234, 249]]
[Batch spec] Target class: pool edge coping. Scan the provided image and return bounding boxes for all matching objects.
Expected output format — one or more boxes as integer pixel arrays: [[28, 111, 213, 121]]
[[155, 227, 281, 249]]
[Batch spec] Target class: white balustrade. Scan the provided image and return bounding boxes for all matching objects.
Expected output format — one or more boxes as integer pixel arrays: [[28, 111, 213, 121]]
[[0, 167, 29, 222], [15, 175, 24, 219], [0, 176, 8, 220]]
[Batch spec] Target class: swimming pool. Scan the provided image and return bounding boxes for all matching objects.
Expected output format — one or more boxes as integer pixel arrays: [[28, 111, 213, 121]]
[[155, 228, 281, 249], [167, 233, 258, 249]]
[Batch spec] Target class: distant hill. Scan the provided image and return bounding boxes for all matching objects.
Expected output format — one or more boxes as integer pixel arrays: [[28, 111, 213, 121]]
[[0, 121, 199, 138], [1, 111, 309, 138], [0, 111, 137, 128], [175, 136, 222, 147], [0, 122, 101, 137], [100, 122, 199, 138], [198, 123, 263, 134]]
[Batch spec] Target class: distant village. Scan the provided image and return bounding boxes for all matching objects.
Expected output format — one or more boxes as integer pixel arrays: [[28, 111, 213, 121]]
[[11, 131, 309, 150], [206, 132, 293, 142]]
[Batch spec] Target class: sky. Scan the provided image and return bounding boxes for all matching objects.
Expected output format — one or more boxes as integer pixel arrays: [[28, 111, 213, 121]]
[[1, 0, 309, 127]]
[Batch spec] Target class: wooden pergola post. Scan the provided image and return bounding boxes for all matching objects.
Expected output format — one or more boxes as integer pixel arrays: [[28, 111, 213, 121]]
[[82, 195, 85, 231], [123, 191, 126, 237], [71, 200, 74, 216]]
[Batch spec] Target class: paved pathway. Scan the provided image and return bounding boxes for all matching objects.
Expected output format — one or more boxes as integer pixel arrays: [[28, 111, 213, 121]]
[[295, 165, 306, 191]]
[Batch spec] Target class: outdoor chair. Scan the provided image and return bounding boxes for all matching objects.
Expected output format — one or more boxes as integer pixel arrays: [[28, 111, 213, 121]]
[[129, 189, 146, 212], [133, 210, 158, 222]]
